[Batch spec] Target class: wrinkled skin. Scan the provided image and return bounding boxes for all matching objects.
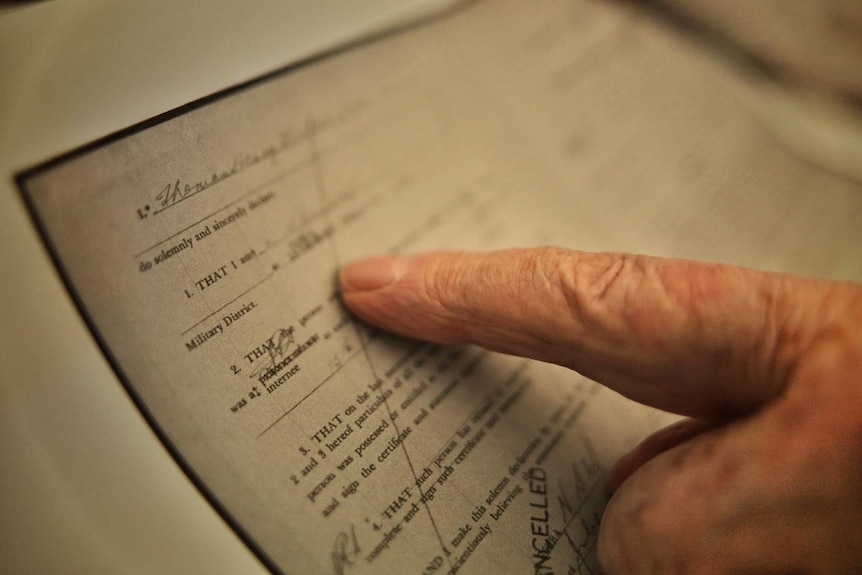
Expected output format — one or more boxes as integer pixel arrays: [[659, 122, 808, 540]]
[[339, 248, 862, 575]]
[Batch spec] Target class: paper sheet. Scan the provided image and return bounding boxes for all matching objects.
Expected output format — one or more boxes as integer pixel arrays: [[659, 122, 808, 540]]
[[18, 0, 862, 573]]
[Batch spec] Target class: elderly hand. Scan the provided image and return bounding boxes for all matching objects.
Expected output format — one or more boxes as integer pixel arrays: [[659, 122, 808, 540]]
[[339, 247, 862, 574]]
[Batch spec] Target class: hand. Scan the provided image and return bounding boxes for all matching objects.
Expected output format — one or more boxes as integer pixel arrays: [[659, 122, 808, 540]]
[[339, 247, 862, 574]]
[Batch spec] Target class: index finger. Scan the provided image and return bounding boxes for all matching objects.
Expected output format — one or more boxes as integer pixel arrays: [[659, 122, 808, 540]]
[[339, 247, 840, 419]]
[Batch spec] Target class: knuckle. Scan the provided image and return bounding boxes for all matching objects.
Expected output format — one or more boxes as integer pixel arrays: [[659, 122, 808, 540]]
[[556, 251, 655, 330]]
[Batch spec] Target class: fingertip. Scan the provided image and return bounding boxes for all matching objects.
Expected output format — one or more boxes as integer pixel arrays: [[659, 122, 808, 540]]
[[339, 253, 441, 340], [339, 254, 409, 294]]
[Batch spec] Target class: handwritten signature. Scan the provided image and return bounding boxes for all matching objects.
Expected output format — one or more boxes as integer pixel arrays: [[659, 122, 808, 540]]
[[556, 454, 602, 574], [247, 327, 296, 380], [331, 524, 361, 575]]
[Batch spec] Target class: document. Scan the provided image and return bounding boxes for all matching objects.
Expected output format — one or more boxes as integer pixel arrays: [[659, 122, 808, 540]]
[[18, 1, 862, 574]]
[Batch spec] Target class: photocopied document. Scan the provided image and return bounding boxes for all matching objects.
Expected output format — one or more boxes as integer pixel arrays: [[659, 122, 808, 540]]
[[18, 0, 862, 574]]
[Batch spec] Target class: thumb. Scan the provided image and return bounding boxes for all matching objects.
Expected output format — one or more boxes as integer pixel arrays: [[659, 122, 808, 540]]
[[598, 379, 862, 574]]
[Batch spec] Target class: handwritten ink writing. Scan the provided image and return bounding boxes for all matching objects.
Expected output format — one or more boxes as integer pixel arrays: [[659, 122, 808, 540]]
[[331, 524, 360, 575]]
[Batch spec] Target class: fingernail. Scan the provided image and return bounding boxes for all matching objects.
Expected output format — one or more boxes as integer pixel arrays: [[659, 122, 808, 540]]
[[340, 255, 407, 292]]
